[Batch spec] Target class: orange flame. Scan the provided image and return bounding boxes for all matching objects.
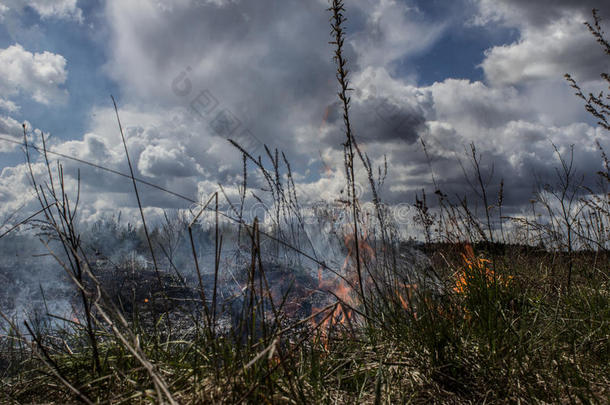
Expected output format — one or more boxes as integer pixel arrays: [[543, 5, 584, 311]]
[[341, 226, 375, 273], [311, 272, 357, 350], [395, 283, 419, 319], [69, 304, 81, 325], [310, 210, 379, 350], [454, 244, 512, 294]]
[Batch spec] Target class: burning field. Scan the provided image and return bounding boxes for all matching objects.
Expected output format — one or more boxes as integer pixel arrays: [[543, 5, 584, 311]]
[[1, 2, 609, 404]]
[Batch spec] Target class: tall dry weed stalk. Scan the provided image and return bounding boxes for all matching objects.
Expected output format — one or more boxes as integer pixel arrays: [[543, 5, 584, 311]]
[[329, 0, 367, 313]]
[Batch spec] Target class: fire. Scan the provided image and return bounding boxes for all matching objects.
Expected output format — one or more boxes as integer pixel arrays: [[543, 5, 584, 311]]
[[453, 244, 512, 294], [310, 276, 355, 348], [397, 293, 409, 310], [341, 226, 375, 273], [396, 283, 418, 312], [310, 241, 360, 350], [310, 221, 379, 350], [69, 304, 80, 325], [307, 194, 381, 352], [314, 302, 353, 351]]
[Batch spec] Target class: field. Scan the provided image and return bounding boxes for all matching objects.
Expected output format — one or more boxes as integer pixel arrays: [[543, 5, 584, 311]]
[[1, 2, 609, 404]]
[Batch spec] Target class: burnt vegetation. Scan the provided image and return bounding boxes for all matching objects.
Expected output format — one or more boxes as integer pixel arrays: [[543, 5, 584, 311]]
[[0, 3, 609, 404]]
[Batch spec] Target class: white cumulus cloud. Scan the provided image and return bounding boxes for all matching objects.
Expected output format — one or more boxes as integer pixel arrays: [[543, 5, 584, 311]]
[[0, 115, 26, 152], [481, 14, 608, 86], [0, 44, 68, 106]]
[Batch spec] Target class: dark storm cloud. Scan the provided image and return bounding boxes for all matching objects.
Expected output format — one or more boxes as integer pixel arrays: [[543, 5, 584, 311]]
[[102, 0, 348, 177], [324, 95, 427, 145]]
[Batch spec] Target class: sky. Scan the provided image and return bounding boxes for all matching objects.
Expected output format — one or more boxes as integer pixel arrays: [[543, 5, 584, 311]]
[[0, 0, 608, 232]]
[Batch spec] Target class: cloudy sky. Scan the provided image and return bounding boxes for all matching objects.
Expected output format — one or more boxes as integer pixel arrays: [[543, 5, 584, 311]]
[[0, 0, 608, 230]]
